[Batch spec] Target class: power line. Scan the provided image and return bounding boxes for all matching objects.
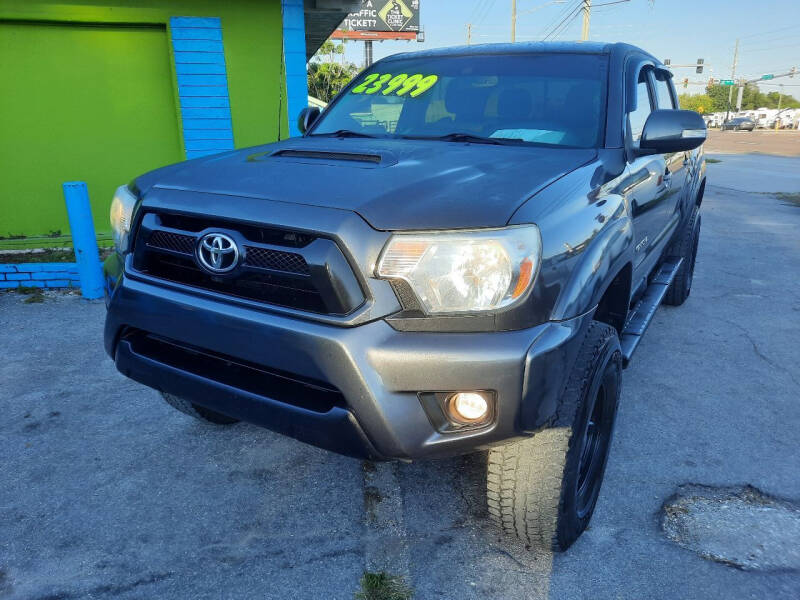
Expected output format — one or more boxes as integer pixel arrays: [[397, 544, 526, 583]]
[[743, 44, 800, 53], [475, 0, 498, 26], [740, 34, 800, 48], [543, 0, 584, 40], [539, 0, 581, 38], [592, 0, 631, 8], [468, 0, 490, 22], [737, 25, 797, 40]]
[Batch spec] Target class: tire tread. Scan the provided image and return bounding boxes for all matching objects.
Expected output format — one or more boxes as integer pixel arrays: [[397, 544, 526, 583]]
[[487, 321, 620, 551]]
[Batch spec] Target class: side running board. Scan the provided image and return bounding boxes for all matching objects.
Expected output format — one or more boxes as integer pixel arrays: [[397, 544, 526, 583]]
[[620, 257, 683, 367]]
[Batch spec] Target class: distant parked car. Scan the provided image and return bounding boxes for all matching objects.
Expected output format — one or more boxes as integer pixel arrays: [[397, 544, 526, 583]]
[[722, 117, 755, 131]]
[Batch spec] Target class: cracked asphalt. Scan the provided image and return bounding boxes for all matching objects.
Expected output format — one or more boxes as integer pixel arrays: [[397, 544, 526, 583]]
[[1, 153, 799, 599]]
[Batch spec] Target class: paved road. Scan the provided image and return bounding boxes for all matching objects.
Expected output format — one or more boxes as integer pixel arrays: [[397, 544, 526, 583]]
[[704, 129, 800, 157], [2, 155, 799, 599], [705, 152, 800, 194]]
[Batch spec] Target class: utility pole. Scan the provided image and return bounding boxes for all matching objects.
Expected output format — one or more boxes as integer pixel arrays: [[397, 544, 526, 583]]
[[511, 0, 517, 42], [581, 0, 591, 41], [725, 38, 739, 122], [364, 40, 373, 67], [467, 23, 472, 45]]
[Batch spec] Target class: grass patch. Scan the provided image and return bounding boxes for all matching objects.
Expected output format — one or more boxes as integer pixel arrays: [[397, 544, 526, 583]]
[[14, 285, 45, 303], [355, 572, 413, 600], [705, 158, 723, 164], [775, 192, 800, 208], [0, 247, 113, 264], [17, 286, 42, 294]]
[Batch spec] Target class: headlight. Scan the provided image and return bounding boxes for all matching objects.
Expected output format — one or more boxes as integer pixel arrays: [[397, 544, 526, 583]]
[[376, 225, 542, 314], [109, 184, 138, 252]]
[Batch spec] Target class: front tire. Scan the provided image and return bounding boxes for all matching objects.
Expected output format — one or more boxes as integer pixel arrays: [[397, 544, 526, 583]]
[[161, 392, 240, 424], [486, 321, 622, 552]]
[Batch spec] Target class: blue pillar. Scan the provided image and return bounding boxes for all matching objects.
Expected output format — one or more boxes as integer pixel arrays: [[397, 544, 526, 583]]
[[62, 182, 103, 300], [170, 17, 235, 159], [282, 0, 308, 137]]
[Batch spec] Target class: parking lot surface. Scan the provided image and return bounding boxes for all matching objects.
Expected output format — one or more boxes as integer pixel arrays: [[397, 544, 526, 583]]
[[2, 155, 799, 599], [704, 129, 800, 156]]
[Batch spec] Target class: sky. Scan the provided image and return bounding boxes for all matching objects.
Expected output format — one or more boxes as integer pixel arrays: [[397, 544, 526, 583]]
[[339, 0, 800, 97]]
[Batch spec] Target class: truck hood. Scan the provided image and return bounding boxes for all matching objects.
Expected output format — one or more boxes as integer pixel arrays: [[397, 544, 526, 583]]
[[141, 137, 596, 231]]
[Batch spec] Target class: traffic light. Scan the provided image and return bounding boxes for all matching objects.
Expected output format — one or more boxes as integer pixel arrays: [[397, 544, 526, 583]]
[[683, 77, 689, 89], [696, 58, 704, 74], [664, 58, 671, 66]]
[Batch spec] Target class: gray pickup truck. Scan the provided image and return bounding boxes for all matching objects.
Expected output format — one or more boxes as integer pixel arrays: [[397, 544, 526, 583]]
[[104, 42, 706, 551]]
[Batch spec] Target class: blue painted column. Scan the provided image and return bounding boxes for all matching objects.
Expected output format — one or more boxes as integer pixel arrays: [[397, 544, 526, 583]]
[[282, 0, 308, 137], [170, 17, 235, 158], [62, 182, 103, 299]]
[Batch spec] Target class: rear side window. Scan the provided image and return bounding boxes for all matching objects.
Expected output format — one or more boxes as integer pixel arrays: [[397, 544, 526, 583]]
[[628, 70, 652, 141], [653, 71, 675, 109]]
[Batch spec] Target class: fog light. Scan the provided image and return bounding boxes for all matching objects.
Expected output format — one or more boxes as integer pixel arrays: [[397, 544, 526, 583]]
[[447, 392, 490, 424]]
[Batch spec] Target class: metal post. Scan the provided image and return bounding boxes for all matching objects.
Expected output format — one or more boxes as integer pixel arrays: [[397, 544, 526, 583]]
[[725, 39, 739, 122], [62, 181, 103, 300], [511, 0, 516, 42], [364, 40, 373, 67], [581, 0, 591, 41]]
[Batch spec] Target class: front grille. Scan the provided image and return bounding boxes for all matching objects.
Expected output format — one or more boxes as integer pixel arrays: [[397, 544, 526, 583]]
[[244, 246, 309, 275], [146, 230, 311, 276], [124, 329, 345, 413], [148, 230, 195, 255], [131, 211, 364, 315]]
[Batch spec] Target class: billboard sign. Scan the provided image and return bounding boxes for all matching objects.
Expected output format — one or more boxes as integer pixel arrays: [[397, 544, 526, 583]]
[[333, 0, 420, 40]]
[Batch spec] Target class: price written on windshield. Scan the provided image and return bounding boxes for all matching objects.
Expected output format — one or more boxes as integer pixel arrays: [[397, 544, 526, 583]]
[[351, 73, 439, 97]]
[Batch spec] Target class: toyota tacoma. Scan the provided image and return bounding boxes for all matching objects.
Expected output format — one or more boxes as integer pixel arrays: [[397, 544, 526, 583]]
[[104, 42, 707, 551]]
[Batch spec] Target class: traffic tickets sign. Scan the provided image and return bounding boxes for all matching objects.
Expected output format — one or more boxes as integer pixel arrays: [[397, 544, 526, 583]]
[[337, 0, 420, 37]]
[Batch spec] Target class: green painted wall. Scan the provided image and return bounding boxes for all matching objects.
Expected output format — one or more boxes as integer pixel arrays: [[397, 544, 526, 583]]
[[0, 0, 286, 247]]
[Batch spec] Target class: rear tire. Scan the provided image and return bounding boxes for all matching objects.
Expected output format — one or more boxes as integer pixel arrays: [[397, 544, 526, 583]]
[[664, 206, 701, 306], [486, 321, 622, 552], [161, 392, 239, 424]]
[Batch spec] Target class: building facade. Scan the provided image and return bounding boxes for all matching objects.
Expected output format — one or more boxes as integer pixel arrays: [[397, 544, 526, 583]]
[[0, 0, 355, 248]]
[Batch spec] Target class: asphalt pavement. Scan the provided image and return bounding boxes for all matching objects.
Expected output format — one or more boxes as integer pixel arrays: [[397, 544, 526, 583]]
[[1, 154, 799, 599]]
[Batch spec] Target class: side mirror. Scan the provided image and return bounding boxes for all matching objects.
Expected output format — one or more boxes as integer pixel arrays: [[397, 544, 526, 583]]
[[297, 107, 321, 135], [639, 109, 707, 154]]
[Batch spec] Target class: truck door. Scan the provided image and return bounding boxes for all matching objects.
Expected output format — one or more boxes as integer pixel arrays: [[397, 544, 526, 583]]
[[625, 67, 668, 279], [650, 69, 687, 246]]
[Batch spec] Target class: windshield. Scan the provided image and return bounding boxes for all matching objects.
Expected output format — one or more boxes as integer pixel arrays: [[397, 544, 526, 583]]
[[311, 53, 608, 149]]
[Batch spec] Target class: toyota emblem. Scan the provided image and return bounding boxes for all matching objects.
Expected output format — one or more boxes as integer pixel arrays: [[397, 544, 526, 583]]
[[197, 232, 239, 273]]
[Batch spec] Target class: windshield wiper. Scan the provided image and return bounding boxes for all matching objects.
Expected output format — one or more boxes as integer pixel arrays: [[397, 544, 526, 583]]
[[310, 129, 377, 138], [400, 133, 525, 145]]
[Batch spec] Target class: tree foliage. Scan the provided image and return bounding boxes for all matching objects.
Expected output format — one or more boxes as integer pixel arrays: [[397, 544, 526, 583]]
[[680, 83, 800, 113], [677, 94, 713, 113], [307, 40, 361, 103]]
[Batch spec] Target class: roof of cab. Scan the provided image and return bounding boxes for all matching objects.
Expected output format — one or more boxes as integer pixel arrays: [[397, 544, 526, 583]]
[[382, 41, 659, 64]]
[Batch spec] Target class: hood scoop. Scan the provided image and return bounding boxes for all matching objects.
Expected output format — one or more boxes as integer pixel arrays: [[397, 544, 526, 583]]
[[258, 148, 392, 168]]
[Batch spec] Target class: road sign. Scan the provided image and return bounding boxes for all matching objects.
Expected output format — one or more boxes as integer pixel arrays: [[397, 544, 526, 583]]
[[762, 74, 774, 80], [721, 79, 734, 85]]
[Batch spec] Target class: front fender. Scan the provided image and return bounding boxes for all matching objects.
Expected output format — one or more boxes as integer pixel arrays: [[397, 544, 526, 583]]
[[510, 160, 635, 324], [549, 208, 633, 321]]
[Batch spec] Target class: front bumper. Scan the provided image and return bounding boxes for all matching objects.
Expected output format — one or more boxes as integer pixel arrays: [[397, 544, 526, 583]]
[[104, 271, 591, 460]]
